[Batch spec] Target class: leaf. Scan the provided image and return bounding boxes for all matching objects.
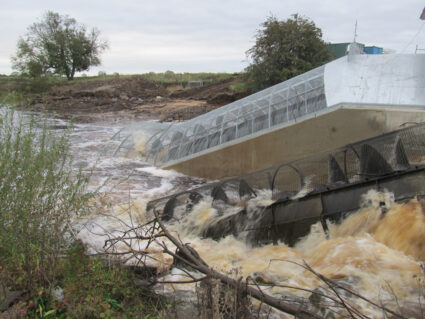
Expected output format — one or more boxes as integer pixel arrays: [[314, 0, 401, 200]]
[[12, 11, 108, 79], [246, 14, 332, 90], [44, 309, 57, 317]]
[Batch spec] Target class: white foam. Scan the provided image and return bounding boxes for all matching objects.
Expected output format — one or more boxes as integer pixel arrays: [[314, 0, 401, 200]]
[[136, 166, 185, 178], [144, 179, 174, 198]]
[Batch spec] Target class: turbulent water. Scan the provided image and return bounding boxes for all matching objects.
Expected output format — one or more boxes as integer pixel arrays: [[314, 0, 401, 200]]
[[43, 114, 425, 318]]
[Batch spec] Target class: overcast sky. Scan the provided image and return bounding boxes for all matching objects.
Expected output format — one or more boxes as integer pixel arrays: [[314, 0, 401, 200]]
[[1, 0, 424, 75]]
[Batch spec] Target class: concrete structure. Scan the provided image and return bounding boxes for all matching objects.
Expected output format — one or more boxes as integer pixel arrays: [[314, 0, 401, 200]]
[[145, 54, 425, 179]]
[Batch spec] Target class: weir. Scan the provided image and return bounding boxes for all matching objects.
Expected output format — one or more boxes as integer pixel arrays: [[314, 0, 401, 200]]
[[147, 123, 425, 247], [144, 54, 425, 179]]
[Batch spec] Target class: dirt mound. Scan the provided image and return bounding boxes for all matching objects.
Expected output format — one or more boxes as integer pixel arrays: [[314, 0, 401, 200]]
[[207, 91, 249, 105], [27, 75, 250, 123], [170, 78, 249, 105], [29, 77, 169, 122], [50, 76, 167, 99]]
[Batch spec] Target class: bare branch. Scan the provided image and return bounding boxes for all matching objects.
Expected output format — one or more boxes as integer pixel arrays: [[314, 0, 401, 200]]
[[151, 208, 325, 319]]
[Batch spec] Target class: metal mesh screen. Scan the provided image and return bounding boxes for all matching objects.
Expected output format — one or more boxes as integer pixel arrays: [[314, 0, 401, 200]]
[[145, 65, 326, 166], [147, 123, 425, 213]]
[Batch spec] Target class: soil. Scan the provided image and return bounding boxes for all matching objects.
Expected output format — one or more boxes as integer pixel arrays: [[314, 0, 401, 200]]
[[28, 76, 249, 123]]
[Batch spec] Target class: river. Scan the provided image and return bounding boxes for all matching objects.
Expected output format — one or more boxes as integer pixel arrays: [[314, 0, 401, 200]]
[[46, 114, 425, 318]]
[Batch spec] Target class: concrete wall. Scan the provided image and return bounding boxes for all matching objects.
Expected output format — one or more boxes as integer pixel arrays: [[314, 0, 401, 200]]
[[325, 54, 425, 106], [164, 106, 425, 179]]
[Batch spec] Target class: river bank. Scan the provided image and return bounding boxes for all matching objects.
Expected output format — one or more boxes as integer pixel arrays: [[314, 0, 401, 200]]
[[2, 83, 425, 318], [11, 74, 250, 123]]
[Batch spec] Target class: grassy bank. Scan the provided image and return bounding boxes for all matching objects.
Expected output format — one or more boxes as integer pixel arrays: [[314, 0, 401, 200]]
[[0, 106, 165, 318], [0, 72, 247, 101], [0, 75, 65, 100]]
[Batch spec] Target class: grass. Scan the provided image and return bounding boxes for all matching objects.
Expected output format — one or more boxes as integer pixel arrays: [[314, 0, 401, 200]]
[[43, 241, 165, 319], [0, 75, 67, 100], [17, 241, 165, 318], [0, 105, 166, 318], [0, 71, 245, 100], [60, 71, 239, 89], [230, 81, 249, 92], [141, 71, 237, 87]]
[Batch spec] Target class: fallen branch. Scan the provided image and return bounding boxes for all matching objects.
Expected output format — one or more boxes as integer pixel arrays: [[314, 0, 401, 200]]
[[152, 208, 325, 319], [286, 260, 409, 319]]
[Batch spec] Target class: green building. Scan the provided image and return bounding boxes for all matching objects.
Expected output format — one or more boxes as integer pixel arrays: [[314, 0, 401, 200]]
[[326, 42, 365, 59], [327, 42, 384, 59]]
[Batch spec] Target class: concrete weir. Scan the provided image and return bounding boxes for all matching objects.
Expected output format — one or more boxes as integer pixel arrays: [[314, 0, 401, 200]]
[[145, 54, 425, 180]]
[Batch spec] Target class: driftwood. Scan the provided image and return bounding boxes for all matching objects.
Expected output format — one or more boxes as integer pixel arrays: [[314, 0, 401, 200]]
[[95, 207, 412, 319], [151, 208, 324, 319]]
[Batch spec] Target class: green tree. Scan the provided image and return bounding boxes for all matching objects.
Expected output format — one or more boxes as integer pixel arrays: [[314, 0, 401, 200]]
[[12, 11, 108, 80], [246, 14, 332, 91]]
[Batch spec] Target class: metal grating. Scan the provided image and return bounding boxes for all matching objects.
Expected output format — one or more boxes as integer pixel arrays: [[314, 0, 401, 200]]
[[145, 65, 326, 166], [147, 123, 425, 214]]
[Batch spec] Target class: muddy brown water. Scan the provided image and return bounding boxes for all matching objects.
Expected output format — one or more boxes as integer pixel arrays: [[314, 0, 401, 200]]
[[32, 112, 425, 318]]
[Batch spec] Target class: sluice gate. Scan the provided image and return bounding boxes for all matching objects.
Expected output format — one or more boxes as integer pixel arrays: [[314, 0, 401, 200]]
[[147, 123, 425, 247]]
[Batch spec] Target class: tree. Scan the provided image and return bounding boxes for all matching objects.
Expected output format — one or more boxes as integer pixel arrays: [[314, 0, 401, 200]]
[[246, 14, 332, 91], [12, 11, 108, 80]]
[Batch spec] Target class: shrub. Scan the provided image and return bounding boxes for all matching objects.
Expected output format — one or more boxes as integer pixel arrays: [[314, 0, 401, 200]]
[[0, 106, 93, 292]]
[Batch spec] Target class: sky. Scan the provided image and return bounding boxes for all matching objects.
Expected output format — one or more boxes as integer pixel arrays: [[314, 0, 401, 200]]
[[0, 0, 424, 75]]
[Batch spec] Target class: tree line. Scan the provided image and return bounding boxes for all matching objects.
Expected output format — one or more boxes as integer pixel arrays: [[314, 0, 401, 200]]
[[12, 11, 331, 90]]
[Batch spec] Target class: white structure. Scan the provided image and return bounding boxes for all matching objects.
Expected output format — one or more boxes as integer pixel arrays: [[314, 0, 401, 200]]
[[325, 54, 425, 106], [145, 54, 425, 175]]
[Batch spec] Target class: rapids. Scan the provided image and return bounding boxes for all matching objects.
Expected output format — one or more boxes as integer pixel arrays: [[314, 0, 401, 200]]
[[43, 114, 425, 318]]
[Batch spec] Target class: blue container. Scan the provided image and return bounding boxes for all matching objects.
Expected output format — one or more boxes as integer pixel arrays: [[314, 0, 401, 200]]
[[364, 46, 383, 54]]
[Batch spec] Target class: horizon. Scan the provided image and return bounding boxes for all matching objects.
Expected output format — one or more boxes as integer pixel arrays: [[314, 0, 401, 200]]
[[1, 1, 424, 76]]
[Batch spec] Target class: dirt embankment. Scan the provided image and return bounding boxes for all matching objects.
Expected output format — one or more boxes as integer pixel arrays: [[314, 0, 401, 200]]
[[29, 76, 249, 123]]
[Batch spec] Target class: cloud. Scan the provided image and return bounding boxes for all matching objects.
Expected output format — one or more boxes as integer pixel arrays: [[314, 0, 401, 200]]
[[1, 0, 424, 74]]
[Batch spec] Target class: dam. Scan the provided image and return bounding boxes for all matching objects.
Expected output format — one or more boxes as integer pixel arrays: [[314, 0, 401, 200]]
[[144, 53, 425, 179]]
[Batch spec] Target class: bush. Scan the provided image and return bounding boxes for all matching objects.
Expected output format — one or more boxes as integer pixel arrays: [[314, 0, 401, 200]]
[[0, 107, 93, 292]]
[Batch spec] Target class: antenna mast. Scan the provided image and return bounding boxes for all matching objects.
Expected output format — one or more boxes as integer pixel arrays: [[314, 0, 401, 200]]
[[353, 20, 358, 43]]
